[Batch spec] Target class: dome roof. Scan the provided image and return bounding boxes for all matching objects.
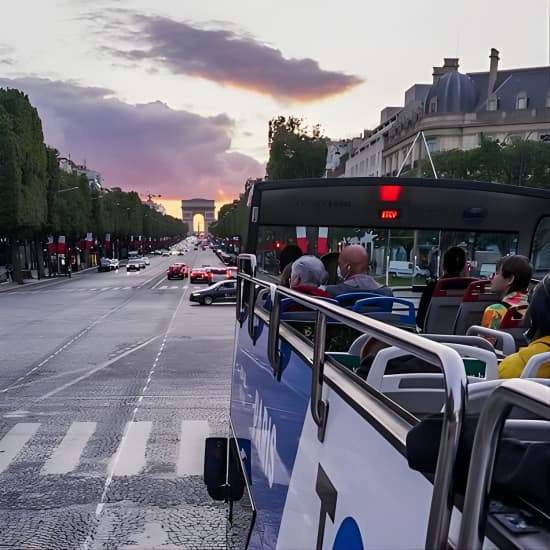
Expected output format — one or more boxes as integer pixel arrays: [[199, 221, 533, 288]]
[[424, 71, 479, 114]]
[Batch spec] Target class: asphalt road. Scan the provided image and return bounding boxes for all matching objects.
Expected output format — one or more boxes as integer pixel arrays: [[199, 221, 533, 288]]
[[0, 249, 235, 549]]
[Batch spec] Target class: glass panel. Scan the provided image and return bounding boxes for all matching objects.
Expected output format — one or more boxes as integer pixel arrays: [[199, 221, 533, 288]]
[[256, 224, 519, 284], [532, 216, 550, 278]]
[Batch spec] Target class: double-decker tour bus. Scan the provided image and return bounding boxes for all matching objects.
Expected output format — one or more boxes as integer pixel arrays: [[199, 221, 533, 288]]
[[204, 177, 550, 550]]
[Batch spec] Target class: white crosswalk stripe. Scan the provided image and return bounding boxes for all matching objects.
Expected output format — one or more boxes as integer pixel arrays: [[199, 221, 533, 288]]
[[41, 422, 96, 475], [110, 421, 152, 476], [0, 420, 211, 477], [176, 420, 210, 476], [0, 423, 40, 473]]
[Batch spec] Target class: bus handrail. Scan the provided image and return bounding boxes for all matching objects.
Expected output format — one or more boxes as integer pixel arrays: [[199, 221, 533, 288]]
[[457, 380, 550, 550], [238, 272, 467, 550]]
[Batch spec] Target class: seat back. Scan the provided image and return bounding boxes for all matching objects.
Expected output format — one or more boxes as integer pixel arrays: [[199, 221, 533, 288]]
[[520, 351, 550, 378], [352, 297, 416, 328], [453, 280, 498, 335], [466, 325, 517, 355], [334, 292, 380, 308], [423, 277, 477, 334], [499, 304, 528, 329]]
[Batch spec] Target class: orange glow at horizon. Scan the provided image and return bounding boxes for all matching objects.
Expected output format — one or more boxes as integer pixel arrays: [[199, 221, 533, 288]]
[[156, 198, 232, 223]]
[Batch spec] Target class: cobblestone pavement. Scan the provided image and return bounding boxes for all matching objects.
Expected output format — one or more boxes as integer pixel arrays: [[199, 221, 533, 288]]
[[0, 251, 235, 549]]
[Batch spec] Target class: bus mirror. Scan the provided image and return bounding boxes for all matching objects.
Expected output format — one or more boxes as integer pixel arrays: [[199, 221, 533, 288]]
[[204, 437, 227, 501], [238, 254, 256, 278]]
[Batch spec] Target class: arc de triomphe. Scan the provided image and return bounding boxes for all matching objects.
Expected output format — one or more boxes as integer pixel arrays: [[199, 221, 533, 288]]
[[181, 198, 216, 234]]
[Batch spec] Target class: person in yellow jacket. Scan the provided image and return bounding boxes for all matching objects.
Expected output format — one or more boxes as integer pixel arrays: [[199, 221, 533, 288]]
[[498, 274, 550, 378]]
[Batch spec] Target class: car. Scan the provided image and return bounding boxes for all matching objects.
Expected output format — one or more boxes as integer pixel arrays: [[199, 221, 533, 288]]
[[189, 268, 208, 283], [137, 257, 146, 269], [126, 259, 141, 271], [226, 267, 238, 279], [204, 266, 228, 284], [189, 280, 237, 305], [161, 250, 171, 256], [167, 263, 188, 279], [98, 257, 118, 272], [142, 256, 150, 266]]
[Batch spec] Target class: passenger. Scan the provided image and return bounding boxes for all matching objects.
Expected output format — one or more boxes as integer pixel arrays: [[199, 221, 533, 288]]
[[481, 255, 532, 330], [283, 255, 332, 312], [320, 251, 339, 285], [277, 244, 303, 287], [416, 246, 466, 330], [289, 255, 332, 299], [324, 244, 392, 297], [498, 274, 550, 378]]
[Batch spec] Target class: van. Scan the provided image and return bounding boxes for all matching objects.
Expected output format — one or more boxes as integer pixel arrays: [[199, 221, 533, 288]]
[[389, 260, 429, 278]]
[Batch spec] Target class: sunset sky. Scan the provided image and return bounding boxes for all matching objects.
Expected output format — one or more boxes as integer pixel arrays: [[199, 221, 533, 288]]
[[1, 0, 548, 219]]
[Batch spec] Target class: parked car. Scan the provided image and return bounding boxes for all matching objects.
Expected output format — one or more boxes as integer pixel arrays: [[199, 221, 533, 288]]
[[126, 259, 141, 271], [142, 256, 150, 265], [98, 257, 118, 272], [189, 268, 208, 283], [189, 280, 237, 305], [167, 263, 188, 279]]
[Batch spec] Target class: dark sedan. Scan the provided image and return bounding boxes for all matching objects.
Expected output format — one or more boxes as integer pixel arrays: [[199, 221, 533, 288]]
[[189, 280, 237, 305]]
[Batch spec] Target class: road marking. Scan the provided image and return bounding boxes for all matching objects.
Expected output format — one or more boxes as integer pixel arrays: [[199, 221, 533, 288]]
[[41, 422, 96, 475], [159, 285, 168, 290], [0, 423, 40, 473], [110, 421, 152, 476], [176, 420, 210, 476], [170, 286, 179, 289]]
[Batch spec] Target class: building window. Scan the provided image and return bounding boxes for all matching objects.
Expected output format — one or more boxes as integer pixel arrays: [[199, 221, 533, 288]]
[[487, 94, 498, 111], [429, 97, 438, 113], [516, 91, 528, 110], [426, 137, 439, 153]]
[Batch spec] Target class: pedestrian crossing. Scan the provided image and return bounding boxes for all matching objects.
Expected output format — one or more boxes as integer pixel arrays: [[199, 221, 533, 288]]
[[0, 420, 213, 477], [15, 285, 186, 294]]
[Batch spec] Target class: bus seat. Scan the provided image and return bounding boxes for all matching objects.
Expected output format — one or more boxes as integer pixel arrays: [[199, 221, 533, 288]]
[[465, 378, 550, 416], [500, 304, 528, 329], [466, 325, 517, 356], [423, 277, 477, 334], [520, 352, 550, 378], [280, 296, 339, 322], [347, 334, 370, 356], [352, 297, 416, 328], [365, 345, 492, 415], [422, 334, 496, 352], [453, 280, 499, 335], [334, 292, 381, 308]]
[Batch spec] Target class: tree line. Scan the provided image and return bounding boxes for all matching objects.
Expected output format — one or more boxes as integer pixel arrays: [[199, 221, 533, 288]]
[[0, 88, 187, 283]]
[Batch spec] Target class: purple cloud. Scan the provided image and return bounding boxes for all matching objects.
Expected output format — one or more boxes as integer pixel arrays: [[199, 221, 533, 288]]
[[0, 77, 264, 202], [104, 15, 363, 101]]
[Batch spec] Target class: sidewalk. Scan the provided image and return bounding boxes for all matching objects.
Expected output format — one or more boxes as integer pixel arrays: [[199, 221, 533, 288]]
[[0, 266, 97, 292]]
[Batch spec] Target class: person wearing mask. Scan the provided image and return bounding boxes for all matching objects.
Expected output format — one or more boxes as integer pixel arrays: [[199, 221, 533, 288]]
[[481, 255, 532, 330], [416, 246, 466, 330], [498, 274, 550, 378], [324, 245, 392, 297]]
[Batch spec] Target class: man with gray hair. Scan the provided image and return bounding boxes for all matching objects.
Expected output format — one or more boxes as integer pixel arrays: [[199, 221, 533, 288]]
[[289, 255, 332, 300]]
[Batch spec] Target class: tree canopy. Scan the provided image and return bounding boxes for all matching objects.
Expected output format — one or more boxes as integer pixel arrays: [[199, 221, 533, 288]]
[[422, 138, 550, 188], [266, 116, 327, 180]]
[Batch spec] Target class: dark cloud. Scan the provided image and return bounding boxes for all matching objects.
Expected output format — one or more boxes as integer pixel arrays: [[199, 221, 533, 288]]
[[104, 14, 363, 102], [0, 44, 14, 65], [0, 77, 264, 202]]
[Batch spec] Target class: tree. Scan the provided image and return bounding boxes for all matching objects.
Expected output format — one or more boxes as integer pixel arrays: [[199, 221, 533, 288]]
[[422, 138, 550, 188], [266, 116, 327, 179]]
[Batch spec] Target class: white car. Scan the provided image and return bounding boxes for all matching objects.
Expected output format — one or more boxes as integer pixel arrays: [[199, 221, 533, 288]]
[[142, 256, 150, 265]]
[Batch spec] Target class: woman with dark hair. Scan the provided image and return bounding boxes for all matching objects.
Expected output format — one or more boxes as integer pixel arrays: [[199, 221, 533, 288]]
[[278, 244, 303, 287], [416, 246, 466, 330], [498, 274, 550, 378], [481, 255, 532, 329]]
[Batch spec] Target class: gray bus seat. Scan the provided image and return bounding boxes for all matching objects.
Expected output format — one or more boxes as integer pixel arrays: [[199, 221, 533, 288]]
[[466, 325, 517, 356], [423, 277, 477, 334], [366, 345, 496, 414], [520, 351, 550, 378], [453, 280, 498, 335]]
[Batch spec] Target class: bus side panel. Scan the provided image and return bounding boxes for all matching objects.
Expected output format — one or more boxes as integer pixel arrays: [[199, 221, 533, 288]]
[[231, 322, 311, 549], [276, 387, 434, 550]]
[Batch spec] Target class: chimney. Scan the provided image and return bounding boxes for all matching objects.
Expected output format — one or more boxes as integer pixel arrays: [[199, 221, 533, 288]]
[[433, 58, 459, 83], [488, 48, 500, 96]]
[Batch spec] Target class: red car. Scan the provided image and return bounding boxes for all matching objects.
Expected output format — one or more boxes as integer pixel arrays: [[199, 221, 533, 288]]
[[190, 268, 209, 283], [166, 263, 188, 280]]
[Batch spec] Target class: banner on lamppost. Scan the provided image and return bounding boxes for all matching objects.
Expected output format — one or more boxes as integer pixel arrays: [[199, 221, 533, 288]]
[[296, 226, 308, 254], [105, 233, 111, 249], [47, 236, 56, 254], [57, 236, 66, 254], [317, 227, 328, 255], [85, 232, 93, 250]]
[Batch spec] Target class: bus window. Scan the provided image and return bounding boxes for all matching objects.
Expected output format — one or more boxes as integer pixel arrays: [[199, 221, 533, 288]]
[[532, 216, 550, 278]]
